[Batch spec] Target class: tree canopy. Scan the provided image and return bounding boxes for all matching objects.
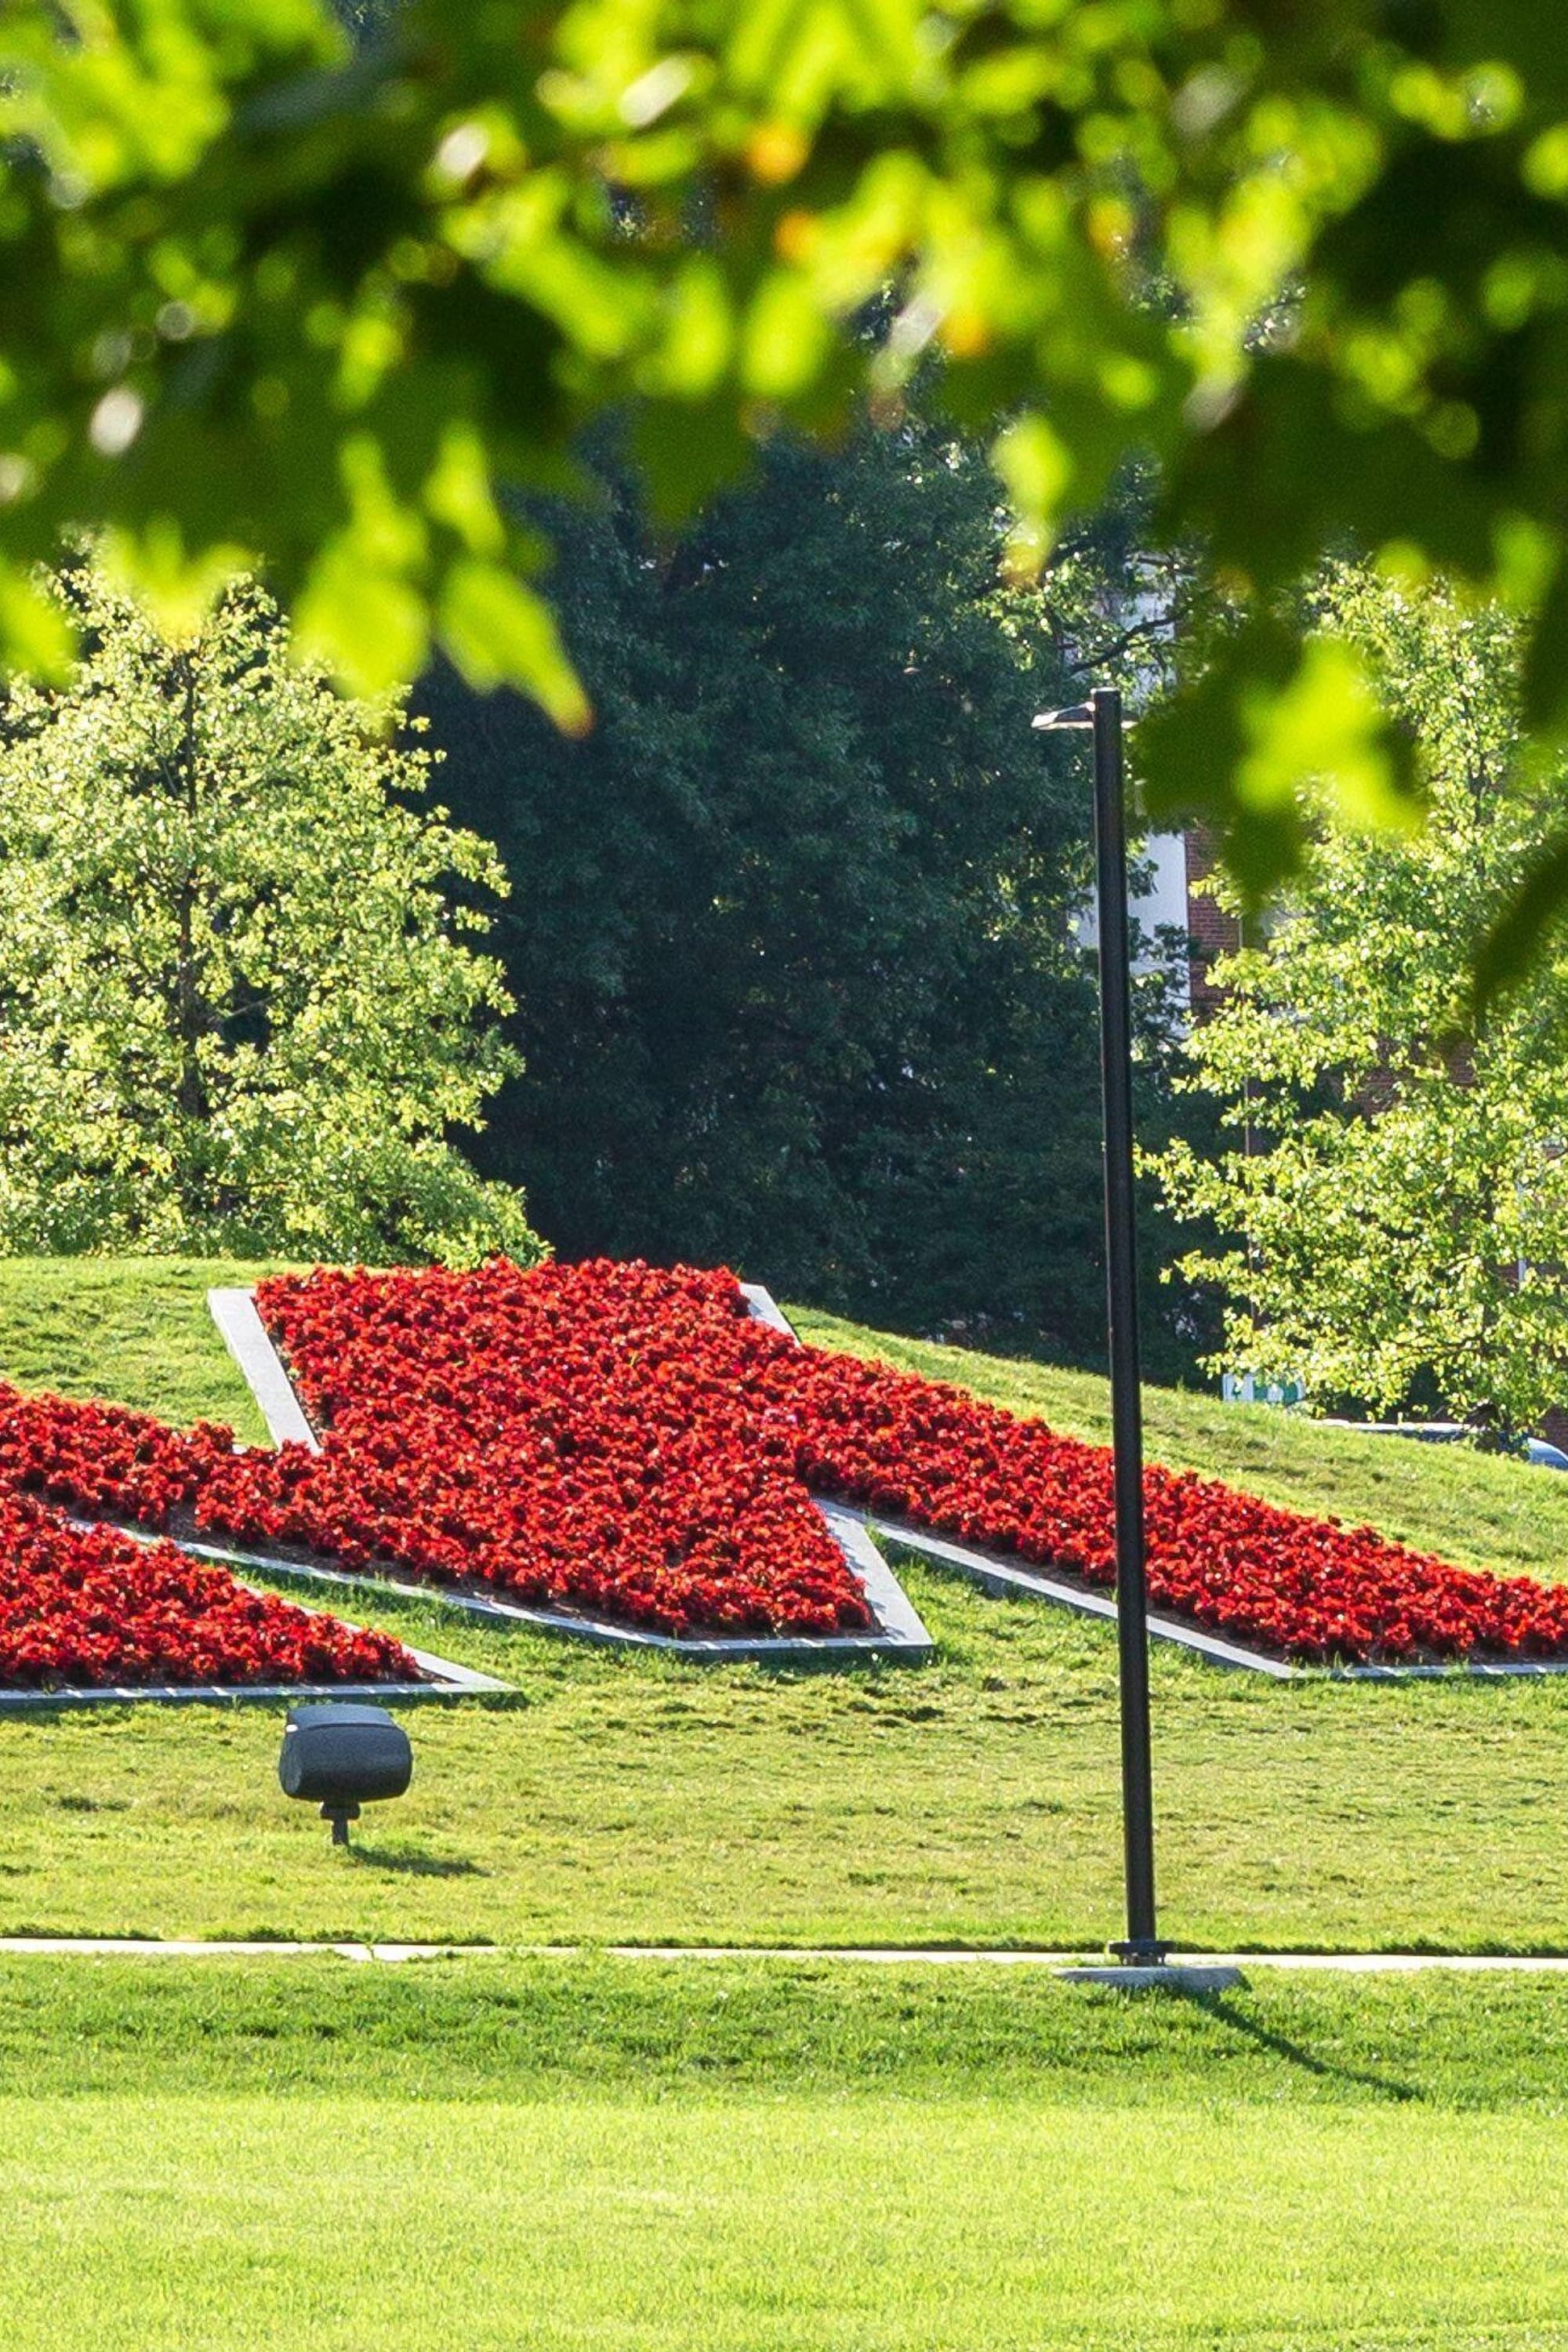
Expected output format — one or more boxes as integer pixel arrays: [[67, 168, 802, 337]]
[[0, 561, 540, 1263], [5, 2, 1568, 941], [419, 416, 1205, 1369], [1156, 564, 1568, 1432]]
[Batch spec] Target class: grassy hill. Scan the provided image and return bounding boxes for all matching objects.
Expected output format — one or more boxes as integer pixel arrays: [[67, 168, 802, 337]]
[[0, 1256, 287, 1443], [6, 1259, 1568, 2350], [0, 1258, 1566, 1952]]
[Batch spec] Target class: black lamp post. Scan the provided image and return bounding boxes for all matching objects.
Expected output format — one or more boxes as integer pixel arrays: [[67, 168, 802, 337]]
[[1033, 684, 1166, 1965]]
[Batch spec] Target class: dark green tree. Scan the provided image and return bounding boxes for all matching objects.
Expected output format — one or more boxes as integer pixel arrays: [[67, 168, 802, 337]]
[[420, 419, 1203, 1368]]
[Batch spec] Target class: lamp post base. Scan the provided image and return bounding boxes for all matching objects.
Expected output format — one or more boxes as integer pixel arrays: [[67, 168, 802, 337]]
[[1056, 1958, 1246, 1991]]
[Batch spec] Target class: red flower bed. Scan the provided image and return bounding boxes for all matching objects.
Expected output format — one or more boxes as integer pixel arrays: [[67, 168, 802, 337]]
[[752, 1346, 1568, 1664], [3, 1258, 1563, 1664], [220, 1257, 1568, 1662], [209, 1263, 869, 1637], [0, 1476, 416, 1689], [0, 1385, 233, 1529]]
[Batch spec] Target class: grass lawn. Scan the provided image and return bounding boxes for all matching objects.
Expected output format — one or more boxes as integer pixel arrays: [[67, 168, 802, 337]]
[[0, 1954, 1564, 2350], [1, 1260, 1567, 1951], [4, 1263, 1566, 2350]]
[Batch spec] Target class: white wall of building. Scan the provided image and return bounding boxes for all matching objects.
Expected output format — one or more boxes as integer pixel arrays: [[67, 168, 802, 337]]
[[1074, 830, 1191, 1011]]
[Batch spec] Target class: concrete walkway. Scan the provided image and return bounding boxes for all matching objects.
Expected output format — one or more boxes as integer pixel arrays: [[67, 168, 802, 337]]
[[4, 1937, 1568, 1971]]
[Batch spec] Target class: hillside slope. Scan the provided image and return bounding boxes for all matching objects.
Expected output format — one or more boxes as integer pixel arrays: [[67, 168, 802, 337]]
[[0, 1256, 1558, 1588], [0, 1258, 1557, 1952]]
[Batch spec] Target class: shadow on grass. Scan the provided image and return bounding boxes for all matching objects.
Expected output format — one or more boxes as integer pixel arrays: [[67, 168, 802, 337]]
[[346, 1846, 487, 1879], [1196, 1992, 1419, 2101]]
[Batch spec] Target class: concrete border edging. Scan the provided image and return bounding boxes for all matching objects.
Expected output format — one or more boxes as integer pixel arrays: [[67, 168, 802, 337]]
[[870, 1515, 1568, 1682], [0, 1667, 493, 1713], [209, 1287, 319, 1450], [869, 1516, 1298, 1678]]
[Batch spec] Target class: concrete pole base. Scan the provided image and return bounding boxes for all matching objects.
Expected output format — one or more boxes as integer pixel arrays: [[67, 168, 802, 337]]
[[1056, 1962, 1246, 1991]]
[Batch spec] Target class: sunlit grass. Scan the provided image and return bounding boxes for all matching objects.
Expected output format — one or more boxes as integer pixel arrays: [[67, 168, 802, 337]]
[[0, 1262, 1564, 1953], [1, 1956, 1566, 2352]]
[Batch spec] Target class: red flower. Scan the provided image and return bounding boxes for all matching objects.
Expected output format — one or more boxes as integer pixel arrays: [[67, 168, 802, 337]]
[[0, 1486, 416, 1689], [0, 1255, 1556, 1666], [236, 1258, 1568, 1662]]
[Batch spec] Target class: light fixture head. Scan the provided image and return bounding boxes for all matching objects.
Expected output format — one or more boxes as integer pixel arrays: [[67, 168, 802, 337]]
[[279, 1700, 413, 1848]]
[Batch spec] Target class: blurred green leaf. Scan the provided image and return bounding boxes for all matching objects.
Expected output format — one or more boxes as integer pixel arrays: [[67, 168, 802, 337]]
[[992, 412, 1073, 561], [5, 0, 1568, 979], [631, 398, 757, 523], [438, 557, 590, 732], [1522, 552, 1568, 734], [296, 542, 428, 695], [0, 564, 74, 684], [1474, 833, 1568, 1010], [742, 273, 832, 398], [1141, 617, 1417, 901]]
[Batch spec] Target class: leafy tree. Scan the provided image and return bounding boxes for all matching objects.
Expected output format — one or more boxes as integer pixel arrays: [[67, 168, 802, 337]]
[[7, 1, 1568, 948], [419, 419, 1205, 1370], [1155, 565, 1568, 1432], [0, 562, 539, 1263]]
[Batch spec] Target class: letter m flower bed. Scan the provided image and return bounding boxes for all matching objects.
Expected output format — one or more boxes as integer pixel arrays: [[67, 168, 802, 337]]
[[214, 1260, 1568, 1671], [0, 1258, 1559, 1676]]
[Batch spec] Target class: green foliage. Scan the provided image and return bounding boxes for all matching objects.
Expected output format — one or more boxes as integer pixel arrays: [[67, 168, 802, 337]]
[[1155, 564, 1568, 1430], [5, 2, 1568, 932], [0, 563, 541, 1264], [417, 418, 1203, 1368]]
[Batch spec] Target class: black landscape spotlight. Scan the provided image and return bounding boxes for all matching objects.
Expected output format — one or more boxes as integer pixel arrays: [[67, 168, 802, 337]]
[[278, 1702, 413, 1848], [1033, 684, 1165, 1966]]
